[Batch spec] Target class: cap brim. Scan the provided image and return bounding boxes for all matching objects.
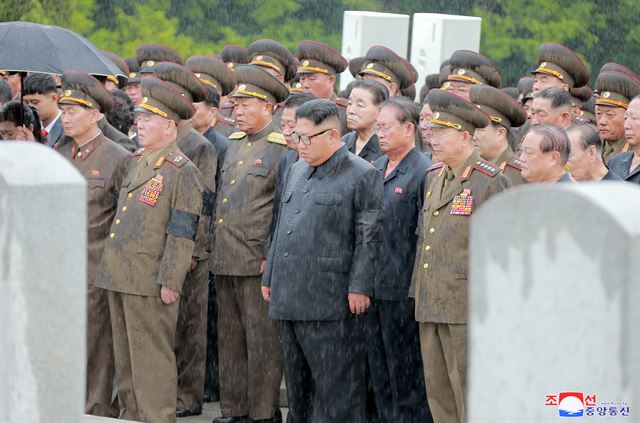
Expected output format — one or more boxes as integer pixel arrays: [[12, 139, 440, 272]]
[[428, 122, 449, 129], [134, 106, 154, 115]]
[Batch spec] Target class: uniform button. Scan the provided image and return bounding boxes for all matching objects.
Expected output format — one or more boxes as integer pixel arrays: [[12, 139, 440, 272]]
[[287, 230, 292, 234], [122, 206, 127, 212], [218, 218, 224, 224], [222, 198, 228, 204], [427, 191, 432, 197], [425, 245, 431, 251], [115, 219, 121, 225], [238, 160, 244, 165], [77, 151, 82, 157], [230, 179, 236, 185], [127, 193, 133, 199], [429, 227, 435, 234], [423, 263, 429, 269], [295, 209, 300, 214], [247, 142, 252, 147], [433, 211, 439, 216], [110, 233, 115, 239], [283, 252, 289, 257], [303, 188, 309, 193]]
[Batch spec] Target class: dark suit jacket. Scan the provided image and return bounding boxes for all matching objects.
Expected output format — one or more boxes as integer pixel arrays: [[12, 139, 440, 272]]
[[373, 147, 431, 300], [608, 152, 640, 184], [342, 131, 383, 165], [262, 145, 384, 321], [46, 116, 64, 147], [203, 127, 230, 193]]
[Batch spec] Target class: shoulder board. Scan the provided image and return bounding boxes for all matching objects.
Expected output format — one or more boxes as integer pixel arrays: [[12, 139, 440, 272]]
[[132, 147, 145, 157], [219, 116, 236, 126], [166, 153, 189, 168], [267, 132, 287, 146], [427, 162, 444, 173], [229, 131, 247, 140], [472, 160, 501, 177], [504, 157, 524, 171], [334, 97, 348, 108]]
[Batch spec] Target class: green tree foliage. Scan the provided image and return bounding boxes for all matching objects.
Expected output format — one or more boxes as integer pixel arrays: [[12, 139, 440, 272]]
[[1, 0, 637, 88]]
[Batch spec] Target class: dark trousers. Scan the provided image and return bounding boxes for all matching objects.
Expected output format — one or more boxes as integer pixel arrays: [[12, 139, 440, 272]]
[[175, 259, 209, 412], [204, 272, 220, 402], [366, 299, 433, 423], [280, 317, 366, 423]]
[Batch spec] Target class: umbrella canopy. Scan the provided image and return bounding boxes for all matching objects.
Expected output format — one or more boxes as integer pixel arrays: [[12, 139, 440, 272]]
[[0, 21, 123, 77]]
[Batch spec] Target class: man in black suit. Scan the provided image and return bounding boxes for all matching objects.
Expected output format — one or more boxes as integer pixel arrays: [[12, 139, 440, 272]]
[[261, 99, 384, 423], [22, 73, 63, 147]]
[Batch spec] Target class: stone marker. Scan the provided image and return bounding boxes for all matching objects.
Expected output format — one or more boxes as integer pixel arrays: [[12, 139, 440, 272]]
[[1, 142, 87, 423], [467, 183, 640, 421]]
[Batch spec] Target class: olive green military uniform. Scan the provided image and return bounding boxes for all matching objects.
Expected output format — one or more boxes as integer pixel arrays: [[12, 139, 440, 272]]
[[410, 90, 511, 423], [210, 64, 289, 421], [296, 40, 350, 135], [152, 61, 219, 414], [55, 70, 130, 417], [95, 76, 203, 423], [470, 84, 528, 186], [359, 45, 418, 97], [531, 43, 590, 91], [136, 43, 183, 74], [594, 65, 640, 162], [447, 49, 502, 89]]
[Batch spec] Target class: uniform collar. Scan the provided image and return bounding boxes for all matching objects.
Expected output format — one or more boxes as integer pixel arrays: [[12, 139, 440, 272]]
[[144, 141, 175, 167], [71, 130, 102, 160], [450, 150, 480, 179], [177, 121, 193, 139], [493, 145, 515, 166], [248, 120, 274, 142], [310, 144, 348, 180], [379, 146, 419, 181]]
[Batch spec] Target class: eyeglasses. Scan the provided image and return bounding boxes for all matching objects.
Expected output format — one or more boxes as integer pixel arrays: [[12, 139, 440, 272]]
[[291, 128, 333, 145], [373, 123, 403, 134]]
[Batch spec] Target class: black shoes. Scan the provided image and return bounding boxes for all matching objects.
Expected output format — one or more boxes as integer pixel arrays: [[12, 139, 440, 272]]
[[252, 408, 283, 423], [176, 407, 202, 418]]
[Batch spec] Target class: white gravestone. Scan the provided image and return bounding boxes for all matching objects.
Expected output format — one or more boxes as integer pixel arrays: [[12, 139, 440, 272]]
[[468, 183, 640, 421], [1, 142, 87, 423]]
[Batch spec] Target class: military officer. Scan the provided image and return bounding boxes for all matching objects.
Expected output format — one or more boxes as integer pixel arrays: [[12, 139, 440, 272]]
[[517, 76, 535, 117], [296, 39, 350, 135], [608, 95, 640, 184], [95, 76, 203, 423], [124, 57, 143, 106], [410, 89, 511, 423], [594, 66, 640, 161], [570, 85, 594, 123], [55, 70, 129, 417], [248, 39, 297, 128], [151, 61, 218, 417], [519, 124, 574, 183], [470, 84, 528, 185], [136, 44, 183, 75], [420, 73, 441, 104], [210, 64, 289, 423], [444, 50, 502, 100], [358, 45, 417, 97], [567, 124, 622, 181], [531, 42, 590, 95], [218, 45, 250, 136]]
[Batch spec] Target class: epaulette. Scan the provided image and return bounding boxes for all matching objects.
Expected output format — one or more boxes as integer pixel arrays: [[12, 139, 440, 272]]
[[427, 162, 444, 173], [462, 160, 500, 180], [501, 157, 524, 171], [132, 147, 145, 157], [267, 132, 287, 146], [229, 131, 247, 140], [166, 153, 189, 168], [334, 97, 348, 108], [219, 116, 236, 126]]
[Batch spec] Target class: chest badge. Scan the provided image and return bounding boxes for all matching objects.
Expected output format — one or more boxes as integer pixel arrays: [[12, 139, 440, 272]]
[[451, 188, 474, 216], [140, 174, 164, 207], [394, 187, 403, 194], [254, 159, 263, 165]]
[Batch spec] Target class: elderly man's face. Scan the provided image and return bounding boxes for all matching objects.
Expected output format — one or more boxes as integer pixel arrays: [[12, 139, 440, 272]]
[[624, 99, 640, 148], [596, 104, 625, 142], [299, 73, 335, 99], [280, 106, 298, 151], [531, 97, 566, 127], [566, 131, 591, 181], [429, 126, 466, 166], [519, 131, 556, 182], [532, 73, 566, 94]]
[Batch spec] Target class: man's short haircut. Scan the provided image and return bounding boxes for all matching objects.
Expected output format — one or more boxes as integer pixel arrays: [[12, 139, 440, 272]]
[[203, 85, 220, 109], [23, 73, 58, 96], [534, 87, 573, 111], [283, 92, 316, 109], [529, 123, 571, 164], [567, 123, 603, 152], [382, 96, 423, 149], [295, 99, 340, 127], [350, 79, 389, 105], [0, 79, 12, 104]]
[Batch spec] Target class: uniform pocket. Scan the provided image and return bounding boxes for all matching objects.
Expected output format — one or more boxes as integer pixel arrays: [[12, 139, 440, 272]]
[[314, 193, 342, 206], [86, 177, 106, 188], [247, 165, 270, 177]]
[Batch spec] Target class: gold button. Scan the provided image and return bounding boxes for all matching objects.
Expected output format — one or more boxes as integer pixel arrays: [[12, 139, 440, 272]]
[[427, 191, 432, 197], [218, 218, 224, 224], [425, 245, 431, 251], [230, 179, 236, 185], [423, 263, 429, 269], [429, 228, 435, 234], [110, 233, 115, 239], [238, 160, 244, 165], [127, 193, 133, 199], [77, 151, 82, 157], [115, 219, 121, 225], [247, 142, 252, 147], [222, 198, 228, 204], [122, 206, 127, 212], [433, 211, 439, 216]]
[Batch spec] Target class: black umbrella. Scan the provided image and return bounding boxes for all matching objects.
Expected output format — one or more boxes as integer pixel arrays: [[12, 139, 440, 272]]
[[0, 21, 123, 77]]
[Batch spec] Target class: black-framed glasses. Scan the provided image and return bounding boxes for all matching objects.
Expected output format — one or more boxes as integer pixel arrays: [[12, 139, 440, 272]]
[[291, 128, 333, 145]]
